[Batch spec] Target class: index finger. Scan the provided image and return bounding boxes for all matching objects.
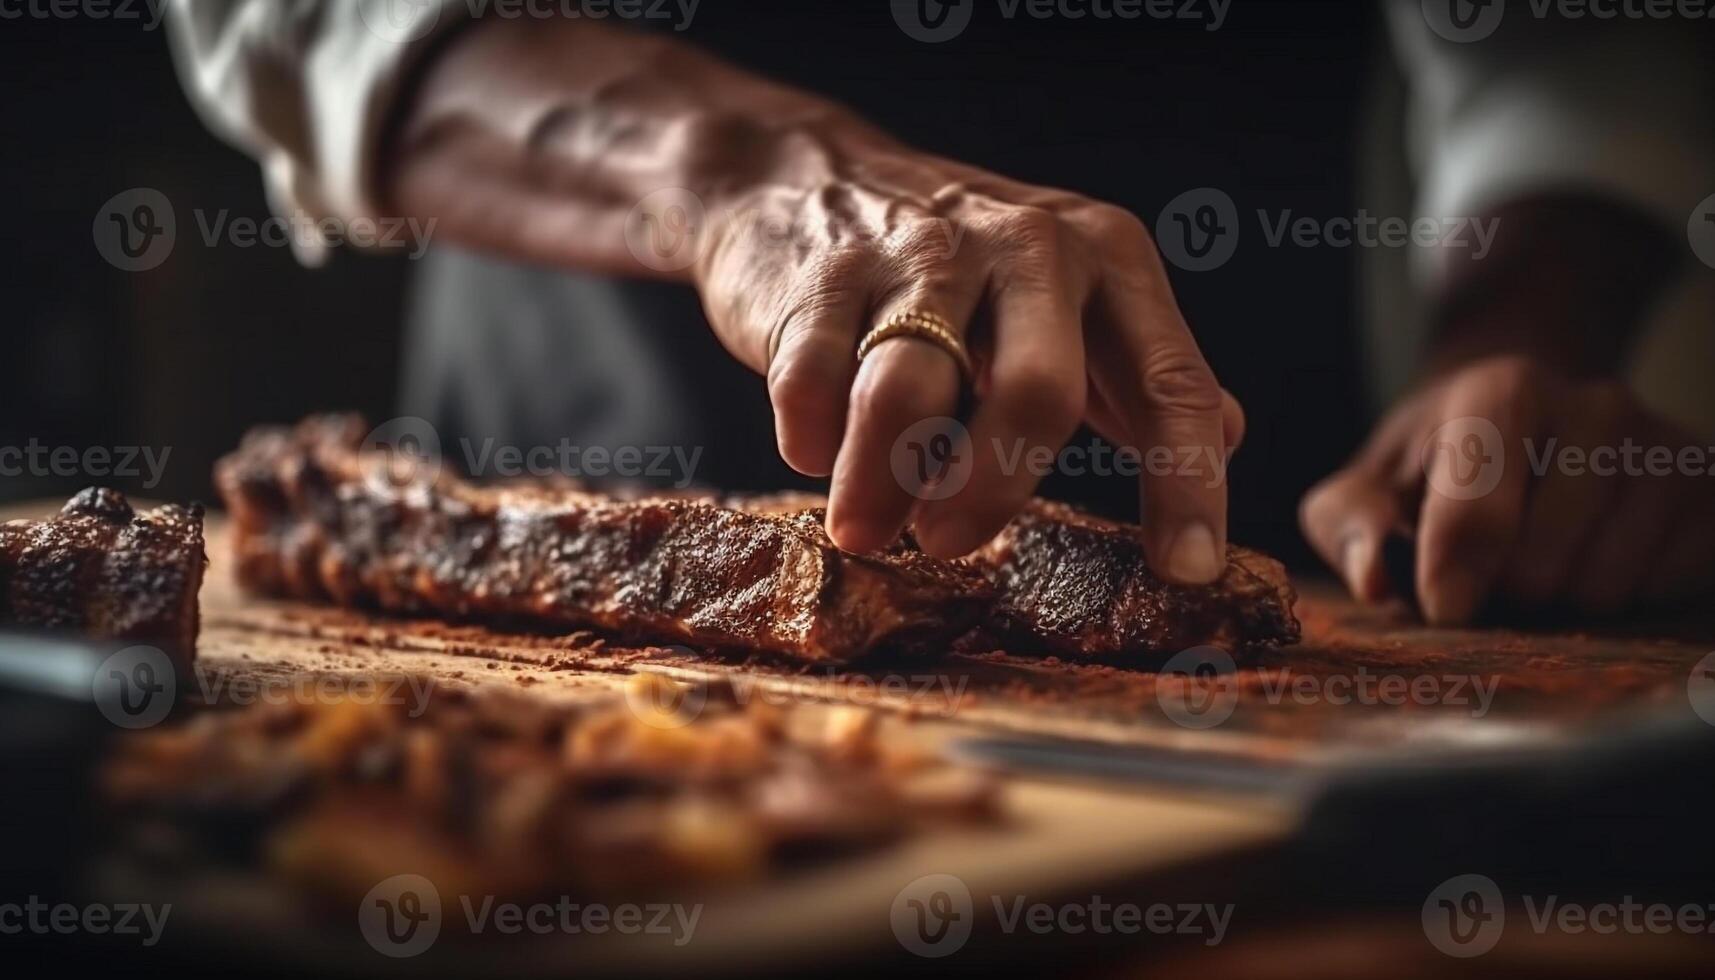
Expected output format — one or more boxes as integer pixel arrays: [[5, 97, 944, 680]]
[[1088, 266, 1230, 585]]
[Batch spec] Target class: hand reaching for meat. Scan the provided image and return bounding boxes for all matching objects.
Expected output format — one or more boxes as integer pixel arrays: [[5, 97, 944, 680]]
[[388, 17, 1240, 581], [692, 139, 1245, 574], [1301, 356, 1715, 624]]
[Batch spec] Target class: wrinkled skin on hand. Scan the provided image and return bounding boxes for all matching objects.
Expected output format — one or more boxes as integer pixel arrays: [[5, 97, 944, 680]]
[[691, 139, 1243, 576]]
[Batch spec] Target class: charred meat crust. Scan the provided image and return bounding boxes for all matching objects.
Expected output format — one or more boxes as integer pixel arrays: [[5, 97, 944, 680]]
[[0, 487, 207, 662], [216, 416, 1299, 661], [971, 499, 1300, 657], [214, 416, 993, 662]]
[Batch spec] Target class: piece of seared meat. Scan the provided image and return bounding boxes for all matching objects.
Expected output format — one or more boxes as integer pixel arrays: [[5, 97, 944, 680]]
[[733, 493, 1299, 656], [214, 416, 993, 661], [969, 499, 1299, 657], [0, 488, 206, 662]]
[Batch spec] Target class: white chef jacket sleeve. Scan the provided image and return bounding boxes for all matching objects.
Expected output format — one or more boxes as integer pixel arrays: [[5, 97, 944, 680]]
[[165, 0, 473, 265], [1385, 1, 1715, 279]]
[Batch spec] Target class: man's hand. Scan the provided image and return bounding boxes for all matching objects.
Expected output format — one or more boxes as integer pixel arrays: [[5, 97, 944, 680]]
[[694, 145, 1243, 573], [388, 17, 1240, 578], [1301, 356, 1715, 624]]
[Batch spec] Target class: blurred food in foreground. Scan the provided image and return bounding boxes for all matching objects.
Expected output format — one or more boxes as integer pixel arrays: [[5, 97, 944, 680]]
[[99, 673, 1003, 913]]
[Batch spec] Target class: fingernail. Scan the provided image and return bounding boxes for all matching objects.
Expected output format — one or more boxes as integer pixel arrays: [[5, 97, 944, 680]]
[[1165, 522, 1223, 584]]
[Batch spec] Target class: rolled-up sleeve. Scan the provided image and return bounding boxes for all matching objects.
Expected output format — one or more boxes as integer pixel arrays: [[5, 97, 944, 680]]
[[1385, 2, 1715, 275], [166, 0, 472, 265]]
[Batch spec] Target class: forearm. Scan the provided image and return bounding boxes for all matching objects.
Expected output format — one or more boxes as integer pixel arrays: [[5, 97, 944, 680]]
[[1421, 194, 1684, 380], [382, 17, 897, 281]]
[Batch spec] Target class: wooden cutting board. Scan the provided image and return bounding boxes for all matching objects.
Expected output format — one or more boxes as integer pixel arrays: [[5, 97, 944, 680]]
[[13, 500, 1715, 972], [188, 512, 1715, 765]]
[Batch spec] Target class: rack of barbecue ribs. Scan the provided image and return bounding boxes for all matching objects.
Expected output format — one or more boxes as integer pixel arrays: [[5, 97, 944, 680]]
[[215, 417, 995, 661], [216, 416, 1299, 662], [0, 487, 207, 663]]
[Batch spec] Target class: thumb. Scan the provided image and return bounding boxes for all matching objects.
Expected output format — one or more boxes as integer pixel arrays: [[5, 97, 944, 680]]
[[1300, 464, 1411, 603]]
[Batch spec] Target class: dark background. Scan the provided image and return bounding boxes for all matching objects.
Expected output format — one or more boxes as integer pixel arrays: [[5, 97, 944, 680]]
[[0, 0, 1375, 567]]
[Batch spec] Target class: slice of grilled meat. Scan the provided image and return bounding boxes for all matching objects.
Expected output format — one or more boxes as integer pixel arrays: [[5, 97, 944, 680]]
[[214, 416, 992, 661], [970, 499, 1299, 657], [731, 493, 1298, 655], [0, 488, 206, 662]]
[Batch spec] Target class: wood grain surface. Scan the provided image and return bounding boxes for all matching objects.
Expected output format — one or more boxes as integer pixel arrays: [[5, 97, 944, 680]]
[[12, 498, 1714, 972]]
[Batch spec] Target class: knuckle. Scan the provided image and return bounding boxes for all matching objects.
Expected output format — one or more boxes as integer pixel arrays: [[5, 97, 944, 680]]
[[767, 346, 842, 419], [999, 363, 1086, 432], [1139, 348, 1223, 415], [890, 217, 962, 267], [850, 361, 941, 422], [1080, 202, 1149, 244], [988, 206, 1063, 252], [1466, 353, 1547, 397]]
